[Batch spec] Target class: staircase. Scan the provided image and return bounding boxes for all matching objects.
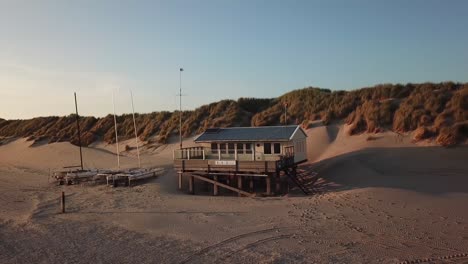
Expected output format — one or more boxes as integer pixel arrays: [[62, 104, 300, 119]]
[[283, 167, 318, 195]]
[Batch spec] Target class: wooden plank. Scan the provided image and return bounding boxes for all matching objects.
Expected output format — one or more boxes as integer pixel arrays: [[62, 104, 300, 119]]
[[175, 160, 278, 173], [191, 174, 254, 197], [191, 172, 268, 177]]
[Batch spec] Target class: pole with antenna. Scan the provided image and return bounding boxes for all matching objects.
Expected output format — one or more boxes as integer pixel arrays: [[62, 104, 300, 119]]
[[74, 92, 84, 171], [130, 90, 141, 168], [112, 91, 120, 169], [179, 68, 183, 149]]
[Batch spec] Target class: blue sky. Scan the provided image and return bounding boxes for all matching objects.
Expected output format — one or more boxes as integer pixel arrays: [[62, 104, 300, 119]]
[[1, 0, 467, 119]]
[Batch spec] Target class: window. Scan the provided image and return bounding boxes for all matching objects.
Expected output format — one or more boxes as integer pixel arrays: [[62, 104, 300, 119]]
[[228, 143, 235, 154], [273, 143, 281, 154], [264, 143, 272, 154], [245, 143, 252, 154], [220, 143, 226, 154], [236, 143, 244, 154], [211, 143, 218, 154]]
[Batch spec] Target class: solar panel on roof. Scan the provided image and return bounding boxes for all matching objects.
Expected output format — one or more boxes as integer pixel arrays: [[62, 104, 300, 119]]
[[195, 125, 303, 142], [204, 128, 220, 134]]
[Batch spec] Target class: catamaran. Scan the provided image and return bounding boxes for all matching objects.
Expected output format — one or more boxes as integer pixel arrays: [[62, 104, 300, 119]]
[[104, 89, 164, 187], [54, 93, 109, 185]]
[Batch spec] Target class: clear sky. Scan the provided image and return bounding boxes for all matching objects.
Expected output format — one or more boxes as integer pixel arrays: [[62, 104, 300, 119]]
[[1, 0, 467, 119]]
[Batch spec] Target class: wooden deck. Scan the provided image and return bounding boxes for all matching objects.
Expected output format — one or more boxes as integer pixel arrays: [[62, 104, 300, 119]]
[[173, 154, 301, 197], [174, 158, 294, 173]]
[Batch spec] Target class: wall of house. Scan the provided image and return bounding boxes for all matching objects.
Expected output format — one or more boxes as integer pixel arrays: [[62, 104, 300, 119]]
[[291, 128, 307, 163], [196, 141, 289, 161], [253, 141, 291, 161]]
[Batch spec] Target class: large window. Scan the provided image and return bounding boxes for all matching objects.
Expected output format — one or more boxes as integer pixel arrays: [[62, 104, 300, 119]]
[[236, 143, 244, 154], [264, 143, 272, 154], [273, 143, 281, 154], [228, 143, 235, 154], [211, 143, 218, 154], [245, 143, 252, 154], [220, 143, 226, 154]]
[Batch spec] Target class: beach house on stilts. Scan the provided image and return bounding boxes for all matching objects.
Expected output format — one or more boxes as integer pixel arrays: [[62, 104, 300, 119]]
[[173, 125, 308, 196]]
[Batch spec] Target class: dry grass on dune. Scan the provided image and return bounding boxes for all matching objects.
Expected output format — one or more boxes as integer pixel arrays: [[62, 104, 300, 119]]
[[0, 82, 467, 147]]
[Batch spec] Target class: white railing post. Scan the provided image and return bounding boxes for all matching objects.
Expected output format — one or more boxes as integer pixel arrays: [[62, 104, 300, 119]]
[[235, 146, 237, 160], [218, 148, 221, 160], [187, 149, 190, 160], [251, 146, 254, 161], [202, 149, 205, 160]]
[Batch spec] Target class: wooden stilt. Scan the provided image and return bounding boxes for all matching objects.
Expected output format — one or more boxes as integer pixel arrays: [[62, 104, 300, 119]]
[[275, 172, 281, 194], [249, 177, 254, 192], [237, 175, 242, 197], [189, 175, 194, 194], [178, 173, 182, 190], [266, 175, 271, 196], [191, 173, 254, 197], [213, 175, 218, 196]]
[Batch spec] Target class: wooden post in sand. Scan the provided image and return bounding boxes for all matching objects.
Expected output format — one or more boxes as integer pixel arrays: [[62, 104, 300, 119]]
[[61, 191, 65, 213]]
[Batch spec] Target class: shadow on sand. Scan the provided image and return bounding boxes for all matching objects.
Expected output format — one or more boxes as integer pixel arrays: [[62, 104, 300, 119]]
[[303, 146, 468, 195]]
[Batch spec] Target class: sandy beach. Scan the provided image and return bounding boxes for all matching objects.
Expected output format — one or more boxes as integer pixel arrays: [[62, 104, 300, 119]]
[[1, 123, 467, 263]]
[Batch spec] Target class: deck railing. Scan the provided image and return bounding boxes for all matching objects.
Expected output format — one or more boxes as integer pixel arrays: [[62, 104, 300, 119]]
[[174, 147, 289, 162]]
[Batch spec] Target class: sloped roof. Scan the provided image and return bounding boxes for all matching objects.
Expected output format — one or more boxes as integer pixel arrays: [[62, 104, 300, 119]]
[[194, 125, 306, 142]]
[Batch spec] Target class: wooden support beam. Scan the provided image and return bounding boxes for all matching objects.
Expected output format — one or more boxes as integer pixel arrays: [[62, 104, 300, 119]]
[[266, 175, 271, 195], [213, 175, 218, 196], [275, 172, 281, 194], [189, 175, 194, 194], [249, 177, 254, 192], [237, 174, 242, 197], [191, 173, 254, 197], [194, 172, 268, 177], [178, 173, 182, 190]]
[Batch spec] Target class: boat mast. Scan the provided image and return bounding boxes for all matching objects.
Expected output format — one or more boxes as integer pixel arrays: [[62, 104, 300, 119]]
[[74, 92, 84, 171], [130, 90, 141, 168], [112, 91, 120, 169]]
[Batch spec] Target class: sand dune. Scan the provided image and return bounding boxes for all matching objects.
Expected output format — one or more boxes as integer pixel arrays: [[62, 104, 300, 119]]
[[1, 125, 468, 263]]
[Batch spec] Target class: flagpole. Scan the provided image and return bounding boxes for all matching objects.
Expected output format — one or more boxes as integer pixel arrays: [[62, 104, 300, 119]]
[[179, 68, 183, 149], [130, 90, 141, 168]]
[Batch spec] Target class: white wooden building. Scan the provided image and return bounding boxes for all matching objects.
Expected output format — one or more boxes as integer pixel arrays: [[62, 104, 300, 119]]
[[175, 125, 307, 164]]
